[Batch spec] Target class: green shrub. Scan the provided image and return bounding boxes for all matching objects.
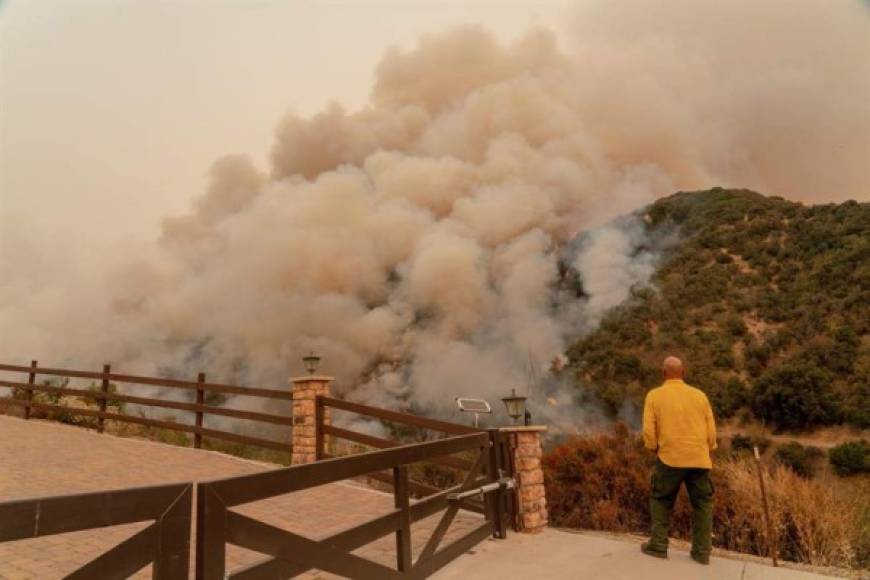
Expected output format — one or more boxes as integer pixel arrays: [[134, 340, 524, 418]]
[[723, 315, 747, 337], [751, 363, 841, 430], [707, 377, 748, 418], [844, 380, 870, 428], [773, 441, 824, 478], [829, 440, 870, 476]]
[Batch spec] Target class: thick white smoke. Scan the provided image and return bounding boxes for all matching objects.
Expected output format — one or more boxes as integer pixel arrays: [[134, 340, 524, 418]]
[[1, 1, 868, 425]]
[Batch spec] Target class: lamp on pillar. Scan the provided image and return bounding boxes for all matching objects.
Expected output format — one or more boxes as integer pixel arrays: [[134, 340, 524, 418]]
[[501, 389, 528, 425], [302, 351, 321, 375]]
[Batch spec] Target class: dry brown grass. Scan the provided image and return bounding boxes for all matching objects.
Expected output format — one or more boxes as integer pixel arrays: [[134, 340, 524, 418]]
[[717, 460, 861, 567], [544, 423, 869, 570]]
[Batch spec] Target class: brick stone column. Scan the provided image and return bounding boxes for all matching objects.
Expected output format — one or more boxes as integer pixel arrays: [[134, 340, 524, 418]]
[[500, 426, 548, 533], [291, 375, 332, 465]]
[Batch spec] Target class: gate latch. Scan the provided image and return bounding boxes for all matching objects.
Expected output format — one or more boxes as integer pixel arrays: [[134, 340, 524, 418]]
[[447, 477, 515, 502]]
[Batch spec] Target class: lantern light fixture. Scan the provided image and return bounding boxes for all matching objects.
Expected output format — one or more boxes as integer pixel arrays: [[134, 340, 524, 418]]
[[501, 388, 528, 425], [302, 352, 321, 375]]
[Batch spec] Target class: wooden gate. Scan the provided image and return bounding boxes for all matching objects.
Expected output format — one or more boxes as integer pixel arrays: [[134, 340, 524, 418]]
[[196, 430, 513, 579], [0, 482, 192, 579]]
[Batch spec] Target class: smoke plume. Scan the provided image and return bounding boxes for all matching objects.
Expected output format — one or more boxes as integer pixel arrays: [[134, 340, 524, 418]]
[[2, 1, 869, 425]]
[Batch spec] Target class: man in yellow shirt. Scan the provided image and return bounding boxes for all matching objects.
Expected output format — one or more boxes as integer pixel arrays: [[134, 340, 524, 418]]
[[641, 356, 718, 565]]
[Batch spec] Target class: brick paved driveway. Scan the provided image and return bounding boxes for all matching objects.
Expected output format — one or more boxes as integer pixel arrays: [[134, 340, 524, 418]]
[[0, 415, 483, 579]]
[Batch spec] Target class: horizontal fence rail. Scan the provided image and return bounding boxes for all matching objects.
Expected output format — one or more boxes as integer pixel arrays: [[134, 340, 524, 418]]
[[318, 396, 480, 467], [0, 482, 193, 579], [0, 363, 292, 400], [319, 396, 481, 436], [0, 361, 293, 457], [197, 432, 499, 580]]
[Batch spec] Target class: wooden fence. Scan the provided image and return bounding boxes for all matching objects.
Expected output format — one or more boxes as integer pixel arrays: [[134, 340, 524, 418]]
[[197, 432, 502, 579], [0, 361, 293, 455], [0, 364, 520, 578], [314, 396, 521, 530], [0, 482, 193, 578]]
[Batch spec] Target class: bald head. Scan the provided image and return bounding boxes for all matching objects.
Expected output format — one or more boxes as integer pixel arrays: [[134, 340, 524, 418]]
[[663, 356, 685, 380]]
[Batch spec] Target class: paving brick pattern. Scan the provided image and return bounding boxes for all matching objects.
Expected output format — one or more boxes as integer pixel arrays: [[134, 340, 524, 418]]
[[0, 415, 483, 579]]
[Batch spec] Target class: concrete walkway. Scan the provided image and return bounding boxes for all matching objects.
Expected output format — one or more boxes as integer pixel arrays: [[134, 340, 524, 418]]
[[433, 528, 845, 580]]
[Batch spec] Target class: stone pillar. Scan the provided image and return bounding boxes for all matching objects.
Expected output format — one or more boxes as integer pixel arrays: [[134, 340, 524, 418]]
[[500, 426, 548, 534], [291, 375, 332, 465]]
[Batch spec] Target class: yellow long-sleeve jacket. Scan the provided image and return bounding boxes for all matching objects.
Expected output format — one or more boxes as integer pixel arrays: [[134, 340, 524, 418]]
[[642, 379, 718, 469]]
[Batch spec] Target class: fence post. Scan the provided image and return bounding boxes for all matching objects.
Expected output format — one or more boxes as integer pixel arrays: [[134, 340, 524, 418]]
[[504, 433, 520, 532], [154, 483, 193, 579], [497, 431, 519, 532], [754, 445, 778, 567], [24, 360, 37, 420], [194, 372, 205, 449], [393, 465, 412, 573], [195, 483, 227, 580], [487, 429, 507, 539], [97, 364, 110, 433], [315, 396, 325, 460]]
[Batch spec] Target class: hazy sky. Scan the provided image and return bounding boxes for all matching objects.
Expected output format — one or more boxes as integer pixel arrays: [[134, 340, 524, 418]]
[[1, 0, 868, 388], [0, 0, 573, 251], [2, 0, 868, 285]]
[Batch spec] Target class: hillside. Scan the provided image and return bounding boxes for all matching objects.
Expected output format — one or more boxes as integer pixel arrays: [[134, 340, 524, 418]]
[[565, 189, 869, 430]]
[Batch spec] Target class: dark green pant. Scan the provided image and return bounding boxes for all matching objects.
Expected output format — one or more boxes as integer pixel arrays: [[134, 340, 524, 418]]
[[648, 458, 713, 556]]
